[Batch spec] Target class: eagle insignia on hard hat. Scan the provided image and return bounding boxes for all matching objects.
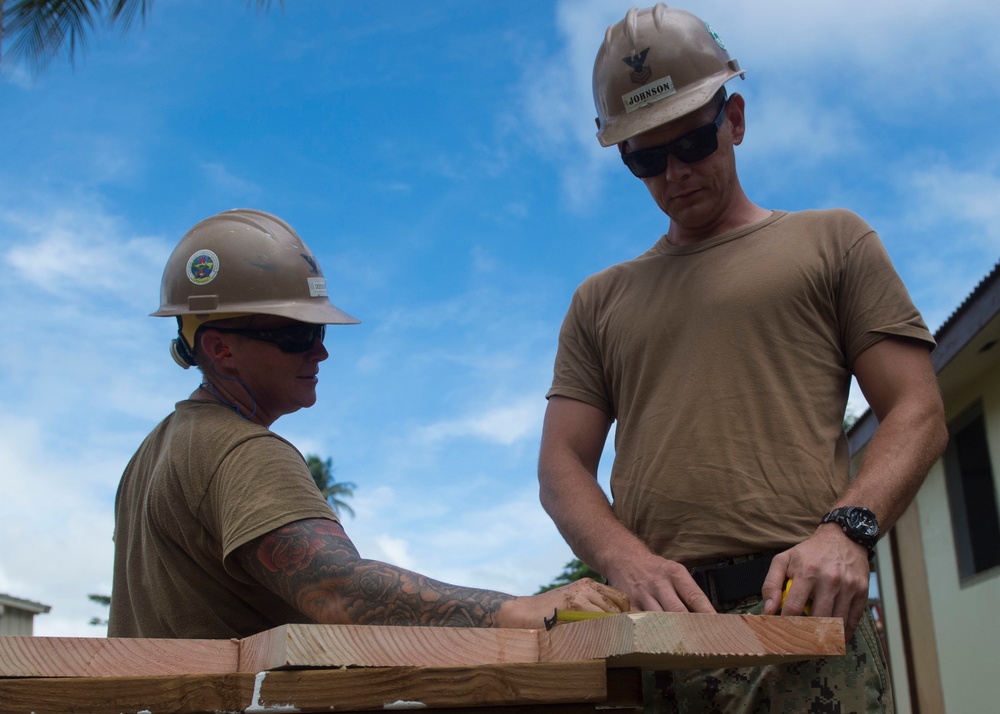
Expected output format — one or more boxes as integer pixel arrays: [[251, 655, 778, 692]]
[[622, 48, 652, 85], [300, 253, 319, 275]]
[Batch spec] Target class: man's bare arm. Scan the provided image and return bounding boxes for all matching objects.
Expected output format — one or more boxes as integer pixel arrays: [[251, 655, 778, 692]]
[[763, 336, 947, 635], [235, 517, 629, 628]]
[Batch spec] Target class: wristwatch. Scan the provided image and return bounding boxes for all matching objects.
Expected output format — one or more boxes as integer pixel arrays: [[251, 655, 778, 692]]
[[820, 506, 880, 560]]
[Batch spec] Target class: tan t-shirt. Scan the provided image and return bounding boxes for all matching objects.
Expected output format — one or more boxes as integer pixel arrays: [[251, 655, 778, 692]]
[[108, 400, 339, 638], [548, 209, 933, 566]]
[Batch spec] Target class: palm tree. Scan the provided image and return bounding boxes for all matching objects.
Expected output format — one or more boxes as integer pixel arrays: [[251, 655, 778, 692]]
[[536, 558, 602, 593], [307, 454, 356, 519], [0, 0, 276, 73], [88, 593, 110, 627]]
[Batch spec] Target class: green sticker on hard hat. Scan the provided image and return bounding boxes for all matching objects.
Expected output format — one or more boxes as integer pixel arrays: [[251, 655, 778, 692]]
[[705, 22, 727, 51], [186, 249, 219, 286]]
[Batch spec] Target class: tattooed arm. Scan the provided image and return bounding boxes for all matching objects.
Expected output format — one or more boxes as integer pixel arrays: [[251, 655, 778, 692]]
[[234, 518, 629, 628]]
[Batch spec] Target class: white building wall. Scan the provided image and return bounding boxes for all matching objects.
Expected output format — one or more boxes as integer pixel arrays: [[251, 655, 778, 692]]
[[873, 541, 911, 713], [0, 607, 36, 636], [916, 363, 1000, 714]]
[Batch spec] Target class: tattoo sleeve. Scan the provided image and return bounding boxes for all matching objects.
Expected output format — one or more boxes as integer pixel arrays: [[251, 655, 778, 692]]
[[235, 518, 514, 627]]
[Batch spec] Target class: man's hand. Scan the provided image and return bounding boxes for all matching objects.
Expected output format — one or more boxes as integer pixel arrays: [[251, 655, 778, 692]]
[[761, 525, 871, 637], [494, 578, 631, 629], [603, 551, 717, 614]]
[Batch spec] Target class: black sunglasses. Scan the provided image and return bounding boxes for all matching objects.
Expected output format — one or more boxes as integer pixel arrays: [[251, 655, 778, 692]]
[[208, 323, 326, 353], [620, 99, 729, 178]]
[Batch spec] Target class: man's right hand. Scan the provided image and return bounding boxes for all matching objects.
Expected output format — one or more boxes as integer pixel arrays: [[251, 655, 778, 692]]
[[604, 551, 716, 614]]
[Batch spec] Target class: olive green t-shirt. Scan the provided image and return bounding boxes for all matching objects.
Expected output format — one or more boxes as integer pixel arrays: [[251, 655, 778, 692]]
[[548, 209, 933, 566], [108, 400, 338, 638]]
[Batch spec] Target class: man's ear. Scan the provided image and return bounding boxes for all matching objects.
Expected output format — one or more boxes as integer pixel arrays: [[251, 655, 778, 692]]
[[726, 92, 747, 146], [199, 329, 233, 362]]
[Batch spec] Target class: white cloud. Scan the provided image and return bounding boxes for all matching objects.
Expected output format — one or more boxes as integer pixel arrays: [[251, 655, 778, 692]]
[[738, 91, 858, 163], [0, 413, 117, 637], [414, 397, 544, 446], [374, 535, 416, 570], [1, 203, 166, 304], [201, 161, 262, 195], [516, 1, 629, 211], [907, 164, 1000, 250], [405, 487, 578, 596]]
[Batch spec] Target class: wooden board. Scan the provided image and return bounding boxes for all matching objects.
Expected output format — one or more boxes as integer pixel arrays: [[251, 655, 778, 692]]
[[542, 612, 845, 669], [0, 661, 631, 714], [0, 612, 844, 679], [239, 622, 541, 671], [0, 635, 237, 678], [238, 613, 843, 672]]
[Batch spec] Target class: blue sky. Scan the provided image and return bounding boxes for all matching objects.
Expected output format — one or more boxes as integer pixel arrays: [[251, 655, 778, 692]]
[[1, 0, 998, 636]]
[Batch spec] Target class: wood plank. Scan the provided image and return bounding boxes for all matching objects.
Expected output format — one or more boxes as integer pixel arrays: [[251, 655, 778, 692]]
[[0, 635, 238, 678], [238, 613, 843, 672], [0, 673, 243, 714], [1, 613, 844, 679], [238, 622, 541, 671], [541, 612, 845, 669], [251, 660, 608, 711], [0, 661, 622, 714]]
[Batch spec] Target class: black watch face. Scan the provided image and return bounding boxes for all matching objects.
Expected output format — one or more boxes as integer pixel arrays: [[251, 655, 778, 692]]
[[846, 507, 879, 540]]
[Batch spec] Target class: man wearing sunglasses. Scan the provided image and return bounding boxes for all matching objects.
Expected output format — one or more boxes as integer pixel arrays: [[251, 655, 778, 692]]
[[537, 5, 946, 712], [108, 208, 629, 639]]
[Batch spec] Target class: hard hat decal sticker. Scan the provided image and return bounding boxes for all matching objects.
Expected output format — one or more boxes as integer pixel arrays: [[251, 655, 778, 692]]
[[622, 76, 676, 113], [705, 22, 727, 51], [186, 249, 220, 285], [622, 48, 651, 85], [308, 277, 328, 297]]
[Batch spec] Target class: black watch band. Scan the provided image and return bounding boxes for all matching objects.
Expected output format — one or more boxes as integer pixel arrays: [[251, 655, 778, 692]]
[[821, 506, 880, 560]]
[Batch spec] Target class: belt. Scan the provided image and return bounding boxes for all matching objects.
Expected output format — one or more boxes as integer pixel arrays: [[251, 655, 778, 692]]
[[689, 552, 776, 611]]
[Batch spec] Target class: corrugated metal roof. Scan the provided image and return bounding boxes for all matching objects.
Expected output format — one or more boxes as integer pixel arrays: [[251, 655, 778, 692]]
[[932, 259, 1000, 342]]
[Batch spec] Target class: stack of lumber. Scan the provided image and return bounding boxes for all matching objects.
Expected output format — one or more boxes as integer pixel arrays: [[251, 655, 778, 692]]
[[0, 612, 844, 713]]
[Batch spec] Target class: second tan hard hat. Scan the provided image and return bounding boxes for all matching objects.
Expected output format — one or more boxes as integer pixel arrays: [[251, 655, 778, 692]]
[[152, 208, 359, 326], [153, 208, 359, 367], [593, 3, 745, 147]]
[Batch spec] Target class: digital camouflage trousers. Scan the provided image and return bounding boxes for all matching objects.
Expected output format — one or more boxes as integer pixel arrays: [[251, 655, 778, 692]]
[[641, 600, 893, 713]]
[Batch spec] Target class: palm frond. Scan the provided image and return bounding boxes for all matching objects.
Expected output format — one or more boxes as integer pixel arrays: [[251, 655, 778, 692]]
[[3, 0, 105, 71], [0, 0, 282, 72], [106, 0, 150, 31]]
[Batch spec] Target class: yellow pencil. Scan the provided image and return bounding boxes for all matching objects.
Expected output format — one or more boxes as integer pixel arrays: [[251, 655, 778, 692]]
[[781, 580, 811, 615]]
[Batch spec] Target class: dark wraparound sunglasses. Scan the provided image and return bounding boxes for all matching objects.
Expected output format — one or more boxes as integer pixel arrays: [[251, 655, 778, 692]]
[[620, 98, 729, 178], [209, 323, 326, 353]]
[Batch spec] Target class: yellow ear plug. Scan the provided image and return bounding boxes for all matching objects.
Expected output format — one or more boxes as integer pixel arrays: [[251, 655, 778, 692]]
[[781, 580, 811, 615]]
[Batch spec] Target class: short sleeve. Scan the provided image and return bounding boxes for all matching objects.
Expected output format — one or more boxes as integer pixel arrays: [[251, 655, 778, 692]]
[[547, 288, 614, 416], [203, 435, 338, 576], [838, 231, 935, 366]]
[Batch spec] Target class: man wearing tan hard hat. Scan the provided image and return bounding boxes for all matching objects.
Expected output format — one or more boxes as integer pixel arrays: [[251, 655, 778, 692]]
[[538, 5, 945, 711], [108, 208, 629, 639]]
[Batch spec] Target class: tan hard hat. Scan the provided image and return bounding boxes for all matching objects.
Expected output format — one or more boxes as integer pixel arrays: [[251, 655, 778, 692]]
[[153, 208, 359, 367], [153, 208, 359, 324], [593, 3, 745, 147]]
